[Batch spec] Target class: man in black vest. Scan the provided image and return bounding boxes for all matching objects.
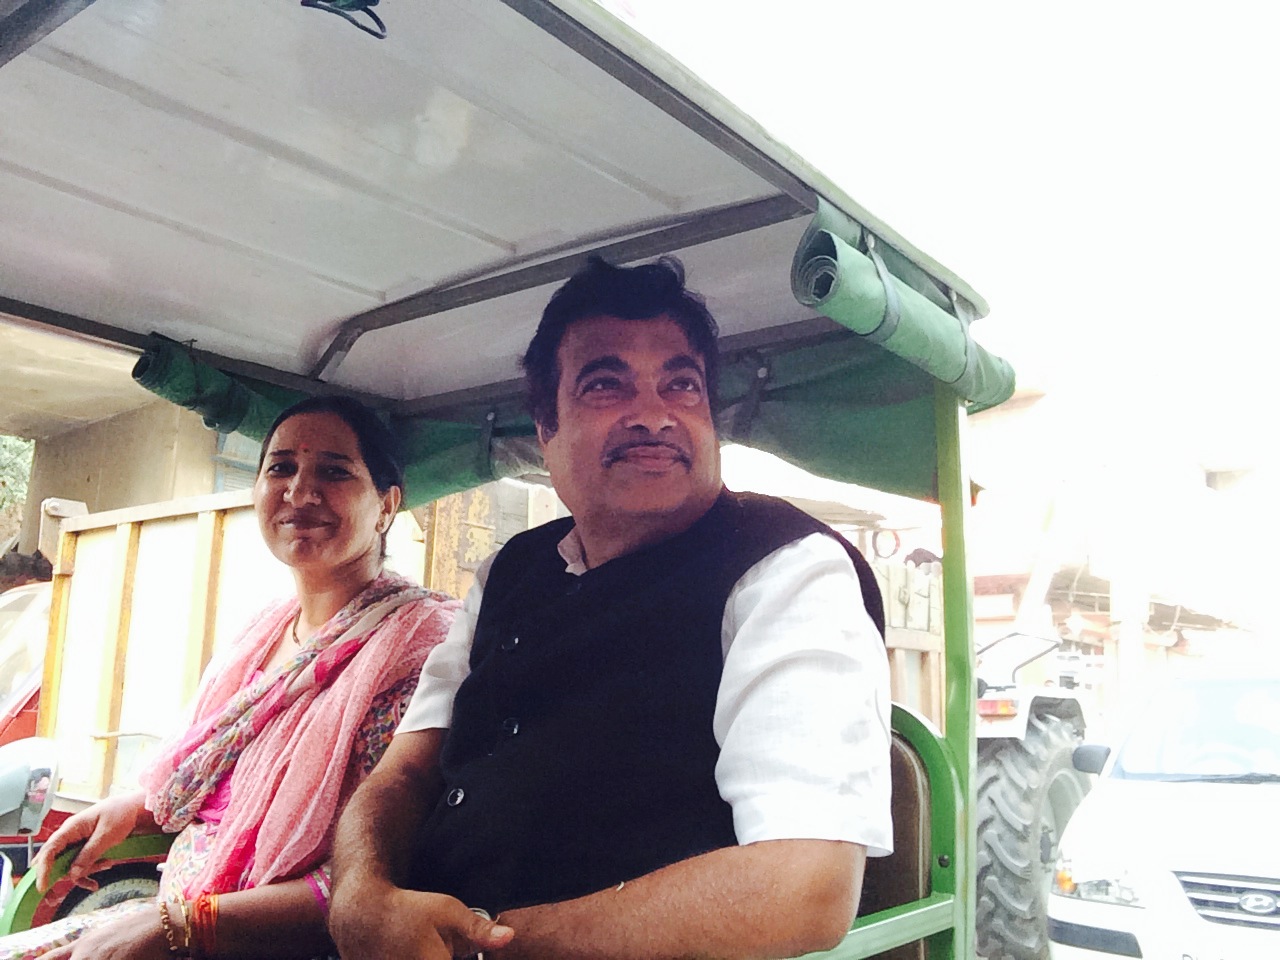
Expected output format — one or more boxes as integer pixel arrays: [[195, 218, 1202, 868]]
[[330, 257, 892, 960]]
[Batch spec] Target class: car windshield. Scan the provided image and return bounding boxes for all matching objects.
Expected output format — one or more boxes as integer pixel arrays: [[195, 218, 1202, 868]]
[[1111, 678, 1280, 781]]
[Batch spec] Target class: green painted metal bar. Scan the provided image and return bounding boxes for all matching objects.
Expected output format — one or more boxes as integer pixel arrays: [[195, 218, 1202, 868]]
[[0, 833, 174, 934], [935, 385, 978, 960], [815, 894, 956, 960]]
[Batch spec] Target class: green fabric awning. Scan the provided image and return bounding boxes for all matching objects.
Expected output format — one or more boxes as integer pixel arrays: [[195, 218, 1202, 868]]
[[715, 333, 944, 501]]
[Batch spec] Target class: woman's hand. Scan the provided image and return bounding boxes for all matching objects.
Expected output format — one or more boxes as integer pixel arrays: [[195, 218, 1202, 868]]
[[40, 907, 169, 960], [33, 792, 147, 893]]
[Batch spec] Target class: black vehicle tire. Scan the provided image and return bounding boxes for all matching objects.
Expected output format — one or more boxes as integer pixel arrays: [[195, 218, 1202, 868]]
[[975, 712, 1089, 960], [53, 863, 162, 920]]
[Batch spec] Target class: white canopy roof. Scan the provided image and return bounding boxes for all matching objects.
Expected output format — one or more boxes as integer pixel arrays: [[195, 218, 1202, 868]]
[[0, 0, 986, 419]]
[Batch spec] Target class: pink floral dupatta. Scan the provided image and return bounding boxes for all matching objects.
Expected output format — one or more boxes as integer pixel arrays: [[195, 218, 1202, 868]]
[[139, 571, 456, 895]]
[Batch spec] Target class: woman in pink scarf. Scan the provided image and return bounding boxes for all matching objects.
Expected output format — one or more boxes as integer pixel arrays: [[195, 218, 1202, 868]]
[[4, 396, 457, 960]]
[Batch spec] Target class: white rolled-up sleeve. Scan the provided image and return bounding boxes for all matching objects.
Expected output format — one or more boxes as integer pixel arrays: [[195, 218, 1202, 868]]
[[396, 573, 484, 734], [714, 533, 893, 857]]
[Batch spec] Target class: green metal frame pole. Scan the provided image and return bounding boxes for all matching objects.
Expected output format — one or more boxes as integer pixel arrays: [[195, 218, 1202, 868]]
[[934, 385, 977, 960]]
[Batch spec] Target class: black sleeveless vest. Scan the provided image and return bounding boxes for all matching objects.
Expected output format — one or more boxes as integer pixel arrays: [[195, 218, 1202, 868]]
[[408, 490, 884, 913]]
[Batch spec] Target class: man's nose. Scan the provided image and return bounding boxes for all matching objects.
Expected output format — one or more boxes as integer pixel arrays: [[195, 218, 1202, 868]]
[[623, 384, 676, 432]]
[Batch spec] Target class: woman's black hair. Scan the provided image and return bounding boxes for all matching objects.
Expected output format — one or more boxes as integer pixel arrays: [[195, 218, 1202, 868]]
[[519, 255, 719, 434], [257, 395, 405, 495]]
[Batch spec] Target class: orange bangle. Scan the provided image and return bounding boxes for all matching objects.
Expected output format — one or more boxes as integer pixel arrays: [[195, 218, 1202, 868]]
[[190, 892, 220, 959]]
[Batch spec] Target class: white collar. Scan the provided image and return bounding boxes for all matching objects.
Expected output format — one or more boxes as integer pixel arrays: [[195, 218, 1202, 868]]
[[557, 526, 588, 576]]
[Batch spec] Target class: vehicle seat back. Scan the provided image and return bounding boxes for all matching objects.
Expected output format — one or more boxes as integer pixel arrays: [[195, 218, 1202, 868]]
[[859, 729, 931, 960]]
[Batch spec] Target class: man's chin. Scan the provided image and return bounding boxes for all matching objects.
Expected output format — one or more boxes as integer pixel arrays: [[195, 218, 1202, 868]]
[[603, 481, 718, 519]]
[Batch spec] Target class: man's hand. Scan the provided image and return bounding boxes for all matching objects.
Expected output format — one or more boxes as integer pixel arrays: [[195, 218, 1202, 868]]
[[329, 882, 513, 960], [331, 729, 478, 959], [33, 792, 149, 893]]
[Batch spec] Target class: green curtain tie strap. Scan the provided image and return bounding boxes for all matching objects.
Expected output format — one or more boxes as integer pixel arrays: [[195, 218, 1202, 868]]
[[730, 355, 771, 442], [300, 0, 386, 39], [860, 234, 902, 346], [477, 410, 497, 480], [944, 291, 981, 398]]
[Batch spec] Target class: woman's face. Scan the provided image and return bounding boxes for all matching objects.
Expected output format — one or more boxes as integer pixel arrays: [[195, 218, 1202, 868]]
[[253, 412, 400, 575]]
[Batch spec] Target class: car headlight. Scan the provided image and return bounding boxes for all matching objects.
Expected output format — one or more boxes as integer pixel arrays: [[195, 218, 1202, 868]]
[[1053, 857, 1143, 907]]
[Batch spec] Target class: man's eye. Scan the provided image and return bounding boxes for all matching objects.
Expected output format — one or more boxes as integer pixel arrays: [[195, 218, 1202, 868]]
[[581, 377, 622, 394], [667, 377, 703, 394]]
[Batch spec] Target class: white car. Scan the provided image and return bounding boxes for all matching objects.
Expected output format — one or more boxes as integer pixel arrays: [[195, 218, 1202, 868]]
[[1049, 676, 1280, 959]]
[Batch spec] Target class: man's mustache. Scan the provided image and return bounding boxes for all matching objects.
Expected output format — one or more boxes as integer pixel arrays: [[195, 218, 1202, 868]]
[[601, 438, 693, 467]]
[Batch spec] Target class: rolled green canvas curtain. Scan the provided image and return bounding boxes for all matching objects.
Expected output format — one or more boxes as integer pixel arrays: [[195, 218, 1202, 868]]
[[130, 334, 525, 507], [791, 201, 1015, 410], [131, 335, 305, 439]]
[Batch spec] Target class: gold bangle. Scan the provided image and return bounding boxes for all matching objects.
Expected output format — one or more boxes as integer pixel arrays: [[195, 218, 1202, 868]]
[[177, 898, 192, 954], [157, 900, 184, 958]]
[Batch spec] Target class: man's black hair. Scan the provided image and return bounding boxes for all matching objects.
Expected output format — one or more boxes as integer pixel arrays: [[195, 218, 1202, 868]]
[[258, 394, 405, 495], [520, 255, 719, 434]]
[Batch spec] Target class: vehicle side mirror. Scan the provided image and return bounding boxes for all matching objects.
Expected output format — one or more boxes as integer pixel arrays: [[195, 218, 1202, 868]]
[[1072, 743, 1111, 774], [0, 738, 58, 836]]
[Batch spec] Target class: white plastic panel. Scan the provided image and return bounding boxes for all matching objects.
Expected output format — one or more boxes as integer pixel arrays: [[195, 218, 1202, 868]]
[[2, 54, 502, 296], [0, 168, 378, 371], [335, 217, 815, 400]]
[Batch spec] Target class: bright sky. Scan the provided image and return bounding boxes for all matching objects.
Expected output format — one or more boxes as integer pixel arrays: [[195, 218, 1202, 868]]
[[613, 2, 1278, 471]]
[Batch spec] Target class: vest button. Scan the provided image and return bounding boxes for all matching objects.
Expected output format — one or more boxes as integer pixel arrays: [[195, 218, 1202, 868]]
[[502, 717, 520, 736], [500, 635, 520, 652], [446, 787, 465, 807]]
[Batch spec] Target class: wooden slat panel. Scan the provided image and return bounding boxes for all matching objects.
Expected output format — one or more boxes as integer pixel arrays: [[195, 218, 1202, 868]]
[[60, 490, 251, 534], [111, 515, 207, 792], [210, 507, 293, 659], [92, 522, 141, 797], [184, 510, 225, 698], [887, 629, 943, 654], [889, 648, 911, 707], [35, 528, 76, 739]]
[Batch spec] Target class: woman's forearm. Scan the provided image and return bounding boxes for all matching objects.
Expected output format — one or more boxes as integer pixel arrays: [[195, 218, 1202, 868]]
[[172, 876, 333, 959]]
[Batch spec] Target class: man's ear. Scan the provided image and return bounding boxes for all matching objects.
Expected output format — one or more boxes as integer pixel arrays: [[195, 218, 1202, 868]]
[[535, 421, 555, 446]]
